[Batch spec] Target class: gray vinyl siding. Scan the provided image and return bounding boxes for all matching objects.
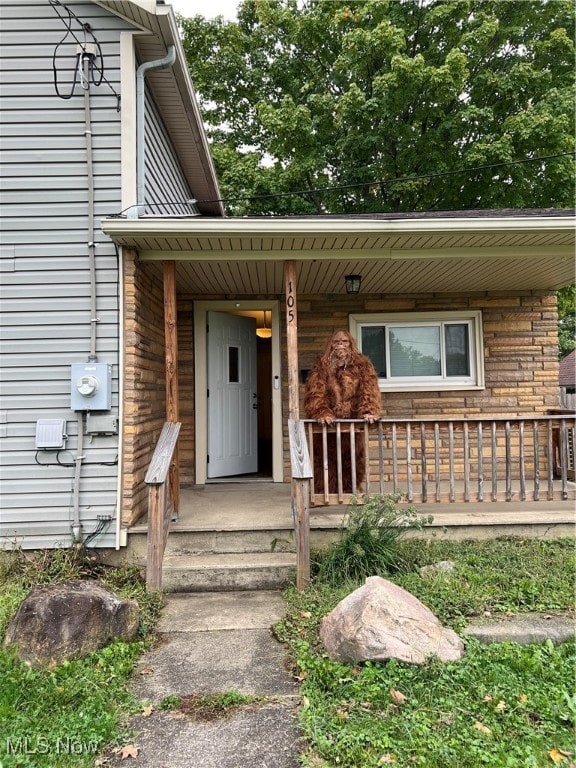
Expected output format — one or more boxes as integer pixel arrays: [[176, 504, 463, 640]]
[[144, 92, 198, 216], [0, 0, 131, 549]]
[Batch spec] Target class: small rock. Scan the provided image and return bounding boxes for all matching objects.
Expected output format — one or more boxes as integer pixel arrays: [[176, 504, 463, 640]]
[[4, 579, 139, 668], [419, 561, 456, 579], [320, 576, 464, 665]]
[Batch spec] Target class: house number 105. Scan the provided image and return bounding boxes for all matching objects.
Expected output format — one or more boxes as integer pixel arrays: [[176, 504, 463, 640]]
[[287, 281, 295, 323]]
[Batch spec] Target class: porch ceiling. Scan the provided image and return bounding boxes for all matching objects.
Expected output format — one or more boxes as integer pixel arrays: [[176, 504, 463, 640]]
[[101, 211, 575, 294]]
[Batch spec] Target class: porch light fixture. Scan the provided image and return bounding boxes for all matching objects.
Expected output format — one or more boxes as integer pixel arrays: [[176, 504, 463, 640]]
[[256, 310, 272, 338], [344, 274, 362, 294]]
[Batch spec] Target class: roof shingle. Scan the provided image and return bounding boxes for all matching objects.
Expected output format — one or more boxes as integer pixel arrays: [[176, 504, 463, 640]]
[[559, 350, 576, 387]]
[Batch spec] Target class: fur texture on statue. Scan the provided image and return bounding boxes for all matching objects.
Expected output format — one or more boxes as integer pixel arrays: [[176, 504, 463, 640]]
[[304, 330, 381, 495]]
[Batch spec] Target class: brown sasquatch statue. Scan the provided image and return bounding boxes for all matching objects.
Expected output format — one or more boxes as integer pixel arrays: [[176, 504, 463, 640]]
[[304, 330, 381, 495]]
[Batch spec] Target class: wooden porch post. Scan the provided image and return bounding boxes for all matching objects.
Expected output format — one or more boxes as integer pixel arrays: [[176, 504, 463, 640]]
[[163, 260, 180, 514], [284, 260, 310, 590]]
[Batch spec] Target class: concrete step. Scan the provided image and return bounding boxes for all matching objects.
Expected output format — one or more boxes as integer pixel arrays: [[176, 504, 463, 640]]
[[161, 552, 297, 593], [124, 504, 574, 564], [126, 527, 295, 561], [117, 500, 574, 593]]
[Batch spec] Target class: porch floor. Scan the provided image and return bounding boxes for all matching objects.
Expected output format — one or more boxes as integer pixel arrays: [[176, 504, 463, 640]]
[[130, 481, 575, 540]]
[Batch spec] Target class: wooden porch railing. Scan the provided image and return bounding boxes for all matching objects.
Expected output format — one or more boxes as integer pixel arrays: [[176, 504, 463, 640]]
[[560, 391, 576, 411], [288, 418, 313, 590], [303, 414, 576, 506], [144, 421, 181, 591]]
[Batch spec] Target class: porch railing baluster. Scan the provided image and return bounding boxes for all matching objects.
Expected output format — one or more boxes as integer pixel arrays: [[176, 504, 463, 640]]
[[336, 422, 343, 502], [560, 419, 569, 499], [406, 422, 413, 502], [392, 423, 399, 494], [463, 422, 470, 502], [434, 422, 441, 502], [448, 421, 455, 503], [301, 414, 574, 507], [321, 425, 329, 505], [505, 421, 512, 502], [547, 420, 554, 501], [420, 422, 428, 503], [477, 421, 484, 502], [350, 423, 357, 494], [307, 421, 315, 498], [363, 423, 371, 496], [491, 421, 498, 502], [377, 422, 385, 495], [519, 421, 526, 501], [533, 420, 540, 501]]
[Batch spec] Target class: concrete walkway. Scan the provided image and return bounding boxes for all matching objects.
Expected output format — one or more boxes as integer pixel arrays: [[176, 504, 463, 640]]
[[105, 591, 301, 768], [104, 591, 574, 768], [464, 611, 574, 645]]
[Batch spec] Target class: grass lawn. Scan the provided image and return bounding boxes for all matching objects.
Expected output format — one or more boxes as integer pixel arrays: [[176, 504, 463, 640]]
[[0, 526, 574, 768], [0, 548, 162, 768], [275, 536, 576, 768]]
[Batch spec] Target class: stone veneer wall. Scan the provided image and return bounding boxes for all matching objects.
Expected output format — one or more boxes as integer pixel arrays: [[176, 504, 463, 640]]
[[122, 251, 166, 525], [123, 283, 561, 499], [283, 291, 561, 479]]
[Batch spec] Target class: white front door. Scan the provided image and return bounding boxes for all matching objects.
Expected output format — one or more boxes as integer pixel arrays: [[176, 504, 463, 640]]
[[207, 311, 258, 478]]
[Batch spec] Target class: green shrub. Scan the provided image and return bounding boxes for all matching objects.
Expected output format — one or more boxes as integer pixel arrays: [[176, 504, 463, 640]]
[[313, 494, 433, 586]]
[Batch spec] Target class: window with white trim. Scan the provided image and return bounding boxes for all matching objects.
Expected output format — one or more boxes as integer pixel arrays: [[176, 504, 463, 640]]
[[350, 311, 484, 391]]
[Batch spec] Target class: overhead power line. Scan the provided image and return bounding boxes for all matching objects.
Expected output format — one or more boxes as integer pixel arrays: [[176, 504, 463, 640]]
[[109, 151, 574, 217], [197, 151, 574, 205]]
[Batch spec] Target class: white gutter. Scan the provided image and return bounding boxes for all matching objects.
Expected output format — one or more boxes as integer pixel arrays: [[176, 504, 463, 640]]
[[129, 45, 177, 219], [104, 213, 576, 237]]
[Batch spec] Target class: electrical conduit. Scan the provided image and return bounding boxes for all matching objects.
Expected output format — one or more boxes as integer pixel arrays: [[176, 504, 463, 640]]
[[72, 50, 97, 542]]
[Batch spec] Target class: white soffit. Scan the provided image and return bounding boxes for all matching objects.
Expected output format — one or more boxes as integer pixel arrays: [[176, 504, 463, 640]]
[[101, 212, 575, 293], [101, 214, 575, 260]]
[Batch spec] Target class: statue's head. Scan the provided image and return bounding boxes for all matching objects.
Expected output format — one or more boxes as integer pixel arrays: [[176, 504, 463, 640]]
[[323, 330, 358, 369]]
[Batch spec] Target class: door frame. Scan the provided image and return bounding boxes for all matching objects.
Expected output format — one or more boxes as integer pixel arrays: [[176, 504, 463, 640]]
[[194, 300, 283, 484]]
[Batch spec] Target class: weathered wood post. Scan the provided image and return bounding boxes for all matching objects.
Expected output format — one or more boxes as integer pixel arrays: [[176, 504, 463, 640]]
[[163, 261, 180, 515], [284, 260, 311, 590], [145, 422, 181, 591]]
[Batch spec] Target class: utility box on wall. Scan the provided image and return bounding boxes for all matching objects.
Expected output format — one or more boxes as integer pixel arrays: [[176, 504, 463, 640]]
[[86, 413, 118, 435], [35, 419, 67, 449], [70, 363, 112, 411]]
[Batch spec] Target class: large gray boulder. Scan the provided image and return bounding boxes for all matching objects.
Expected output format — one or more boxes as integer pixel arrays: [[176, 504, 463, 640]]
[[4, 579, 139, 668], [320, 575, 464, 665]]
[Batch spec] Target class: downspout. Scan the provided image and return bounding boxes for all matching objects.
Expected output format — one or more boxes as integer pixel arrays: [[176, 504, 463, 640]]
[[128, 46, 176, 219]]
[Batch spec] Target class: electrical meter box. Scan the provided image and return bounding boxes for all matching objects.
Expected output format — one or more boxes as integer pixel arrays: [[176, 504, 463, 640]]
[[71, 363, 112, 411]]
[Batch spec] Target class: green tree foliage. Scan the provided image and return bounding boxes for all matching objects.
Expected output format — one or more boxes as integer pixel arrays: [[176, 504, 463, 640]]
[[180, 0, 575, 215], [557, 283, 576, 358]]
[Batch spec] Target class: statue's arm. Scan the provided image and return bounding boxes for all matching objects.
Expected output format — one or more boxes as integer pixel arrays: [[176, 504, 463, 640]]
[[304, 366, 335, 424], [358, 359, 382, 423]]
